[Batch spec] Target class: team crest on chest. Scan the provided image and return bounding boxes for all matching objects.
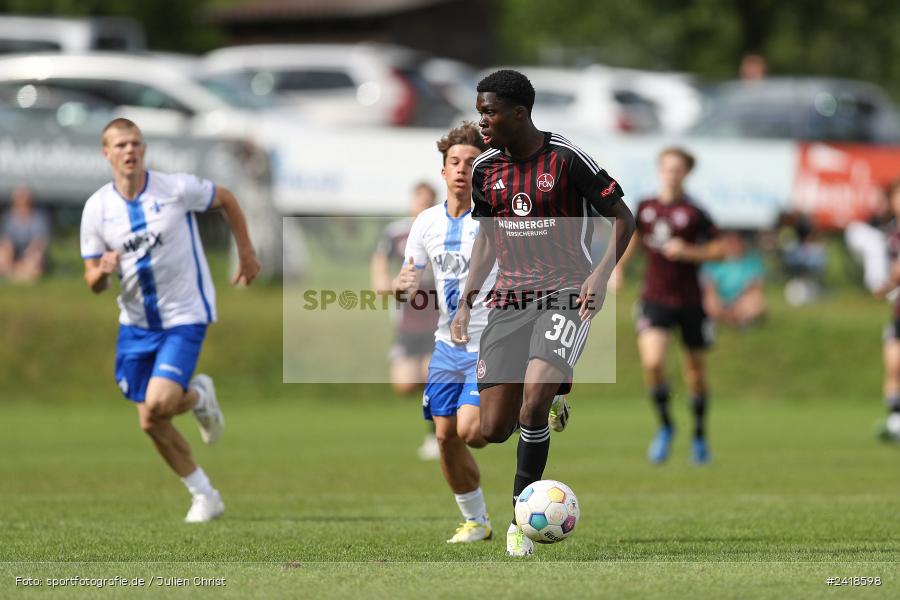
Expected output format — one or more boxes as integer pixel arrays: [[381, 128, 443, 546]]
[[511, 192, 533, 216], [536, 172, 555, 193], [672, 208, 690, 228]]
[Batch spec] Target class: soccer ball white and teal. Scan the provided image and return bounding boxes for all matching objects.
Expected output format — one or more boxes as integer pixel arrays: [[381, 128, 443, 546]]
[[514, 479, 579, 543]]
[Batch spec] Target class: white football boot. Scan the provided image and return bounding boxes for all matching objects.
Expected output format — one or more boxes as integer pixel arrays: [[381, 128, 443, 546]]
[[190, 374, 223, 445], [506, 523, 534, 557], [548, 395, 570, 432], [184, 490, 225, 523], [447, 519, 493, 543]]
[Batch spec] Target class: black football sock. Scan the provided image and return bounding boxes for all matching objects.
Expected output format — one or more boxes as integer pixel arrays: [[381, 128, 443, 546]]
[[887, 394, 900, 415], [652, 384, 672, 429], [511, 424, 551, 524], [691, 392, 708, 439]]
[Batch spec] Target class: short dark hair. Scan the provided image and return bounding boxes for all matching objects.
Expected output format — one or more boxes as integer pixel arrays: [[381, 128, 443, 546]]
[[477, 69, 535, 113], [436, 121, 486, 163], [659, 146, 696, 172], [101, 117, 141, 146]]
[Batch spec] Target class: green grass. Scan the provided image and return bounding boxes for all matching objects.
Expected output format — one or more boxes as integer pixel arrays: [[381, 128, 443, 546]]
[[2, 241, 900, 598]]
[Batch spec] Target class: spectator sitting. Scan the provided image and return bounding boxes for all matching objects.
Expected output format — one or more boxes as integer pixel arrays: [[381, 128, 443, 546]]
[[0, 186, 50, 284], [778, 212, 827, 306], [701, 230, 767, 327]]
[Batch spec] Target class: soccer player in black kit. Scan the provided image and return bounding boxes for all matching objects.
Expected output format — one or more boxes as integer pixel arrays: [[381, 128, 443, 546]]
[[450, 70, 635, 556]]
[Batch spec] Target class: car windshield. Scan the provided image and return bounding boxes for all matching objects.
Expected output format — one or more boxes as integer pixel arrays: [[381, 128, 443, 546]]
[[195, 74, 273, 110]]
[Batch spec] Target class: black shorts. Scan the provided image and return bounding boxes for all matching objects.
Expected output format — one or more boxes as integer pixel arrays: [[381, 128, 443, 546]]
[[476, 290, 588, 394], [390, 330, 434, 360], [635, 301, 713, 349]]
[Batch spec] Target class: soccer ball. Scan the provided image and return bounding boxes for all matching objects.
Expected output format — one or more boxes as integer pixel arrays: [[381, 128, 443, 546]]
[[514, 479, 579, 543]]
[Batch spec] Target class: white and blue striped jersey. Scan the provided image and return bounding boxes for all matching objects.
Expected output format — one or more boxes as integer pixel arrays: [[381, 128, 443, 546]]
[[80, 170, 217, 330], [404, 202, 497, 352]]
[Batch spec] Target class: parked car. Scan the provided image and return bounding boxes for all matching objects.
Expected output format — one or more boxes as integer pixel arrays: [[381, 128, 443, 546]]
[[420, 57, 479, 117], [199, 43, 462, 127], [0, 52, 299, 140], [586, 64, 704, 134], [487, 66, 661, 136], [0, 14, 145, 54], [690, 78, 900, 144]]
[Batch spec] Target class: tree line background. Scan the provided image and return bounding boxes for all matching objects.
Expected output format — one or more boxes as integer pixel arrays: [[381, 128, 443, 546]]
[[3, 0, 900, 99]]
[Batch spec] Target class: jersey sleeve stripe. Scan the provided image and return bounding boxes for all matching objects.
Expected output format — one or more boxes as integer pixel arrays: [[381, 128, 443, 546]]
[[472, 148, 501, 170], [549, 135, 600, 174], [550, 134, 600, 171], [82, 253, 102, 259]]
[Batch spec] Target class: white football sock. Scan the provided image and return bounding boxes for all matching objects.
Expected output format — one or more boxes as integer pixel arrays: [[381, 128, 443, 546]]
[[182, 467, 215, 497], [507, 522, 519, 533], [454, 487, 488, 523]]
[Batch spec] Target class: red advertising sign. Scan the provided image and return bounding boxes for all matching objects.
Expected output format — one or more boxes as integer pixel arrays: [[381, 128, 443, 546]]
[[792, 143, 900, 229]]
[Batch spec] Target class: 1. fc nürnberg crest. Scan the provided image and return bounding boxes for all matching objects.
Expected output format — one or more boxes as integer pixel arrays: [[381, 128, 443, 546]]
[[536, 172, 555, 192], [511, 192, 532, 216]]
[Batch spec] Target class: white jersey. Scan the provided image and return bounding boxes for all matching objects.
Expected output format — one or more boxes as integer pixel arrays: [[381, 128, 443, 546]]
[[404, 202, 497, 352], [80, 170, 217, 330]]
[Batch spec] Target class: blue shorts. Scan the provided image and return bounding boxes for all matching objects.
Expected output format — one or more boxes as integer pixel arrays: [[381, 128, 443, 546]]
[[114, 324, 207, 402], [422, 341, 480, 420]]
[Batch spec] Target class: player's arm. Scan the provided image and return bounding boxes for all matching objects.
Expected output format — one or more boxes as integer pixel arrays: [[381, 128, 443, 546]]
[[662, 208, 725, 263], [662, 237, 725, 263], [580, 199, 635, 319], [451, 220, 496, 343], [609, 217, 640, 291], [370, 250, 393, 294], [394, 216, 426, 297], [209, 186, 261, 285], [567, 154, 635, 319], [83, 251, 119, 294]]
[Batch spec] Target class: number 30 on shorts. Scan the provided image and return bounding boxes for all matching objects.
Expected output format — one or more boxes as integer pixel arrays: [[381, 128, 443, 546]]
[[545, 313, 578, 348]]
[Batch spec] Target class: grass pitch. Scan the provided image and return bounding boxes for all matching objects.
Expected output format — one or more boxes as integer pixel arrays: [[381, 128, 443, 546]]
[[2, 247, 899, 598]]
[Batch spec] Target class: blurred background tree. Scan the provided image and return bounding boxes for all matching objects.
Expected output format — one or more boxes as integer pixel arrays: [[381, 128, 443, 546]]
[[0, 0, 223, 53], [498, 0, 900, 99], [4, 0, 900, 99]]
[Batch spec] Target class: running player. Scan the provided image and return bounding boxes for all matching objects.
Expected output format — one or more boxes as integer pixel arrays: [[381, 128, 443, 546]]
[[371, 183, 441, 459], [611, 147, 724, 466], [450, 70, 635, 556], [875, 179, 900, 441], [394, 122, 496, 543], [80, 118, 260, 522]]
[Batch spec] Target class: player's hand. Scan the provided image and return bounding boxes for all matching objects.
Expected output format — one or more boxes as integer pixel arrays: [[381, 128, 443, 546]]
[[450, 303, 471, 344], [99, 251, 119, 274], [577, 270, 608, 321], [394, 256, 419, 293], [232, 250, 261, 286], [662, 238, 688, 261]]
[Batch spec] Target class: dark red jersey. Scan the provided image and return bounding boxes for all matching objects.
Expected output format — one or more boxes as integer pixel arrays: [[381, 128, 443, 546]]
[[472, 132, 624, 305], [886, 221, 900, 318], [636, 196, 718, 308], [377, 218, 439, 333]]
